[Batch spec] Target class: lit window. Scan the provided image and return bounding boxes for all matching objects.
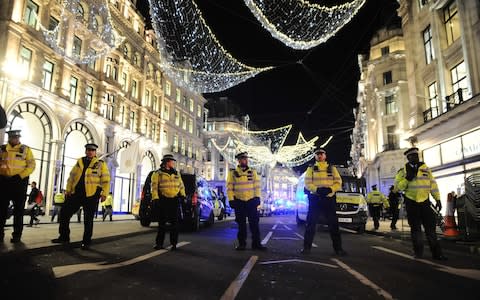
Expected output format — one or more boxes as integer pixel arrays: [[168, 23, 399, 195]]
[[163, 104, 170, 120], [85, 85, 93, 111], [197, 104, 202, 118], [188, 119, 193, 133], [189, 99, 194, 112], [182, 115, 187, 130], [131, 80, 137, 98], [176, 88, 181, 103], [427, 82, 439, 118], [385, 95, 398, 115], [165, 81, 171, 96], [175, 110, 180, 126], [423, 26, 435, 65], [450, 61, 469, 100], [444, 1, 460, 46], [41, 60, 54, 91], [382, 71, 392, 85], [19, 46, 32, 80], [69, 76, 78, 104], [23, 0, 39, 27], [72, 36, 82, 58]]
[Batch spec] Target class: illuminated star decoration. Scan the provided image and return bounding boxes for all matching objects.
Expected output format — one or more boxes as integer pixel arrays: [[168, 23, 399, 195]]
[[211, 125, 331, 168], [244, 0, 366, 50], [41, 0, 122, 64], [148, 0, 273, 93]]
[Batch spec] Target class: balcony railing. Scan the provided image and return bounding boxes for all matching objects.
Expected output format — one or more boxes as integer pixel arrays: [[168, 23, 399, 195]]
[[423, 106, 439, 122], [423, 88, 469, 122]]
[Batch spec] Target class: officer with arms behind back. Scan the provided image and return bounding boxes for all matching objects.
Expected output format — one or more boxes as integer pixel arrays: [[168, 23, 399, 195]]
[[151, 154, 185, 250], [366, 184, 389, 230], [301, 147, 346, 255], [52, 143, 110, 250], [394, 147, 447, 260], [0, 130, 36, 243], [227, 152, 266, 251]]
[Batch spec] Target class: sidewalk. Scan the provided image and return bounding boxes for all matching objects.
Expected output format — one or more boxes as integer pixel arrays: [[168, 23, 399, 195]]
[[1, 214, 154, 254], [363, 218, 480, 256]]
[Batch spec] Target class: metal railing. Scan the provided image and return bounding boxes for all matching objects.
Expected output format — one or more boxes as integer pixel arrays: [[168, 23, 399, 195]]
[[423, 89, 468, 122]]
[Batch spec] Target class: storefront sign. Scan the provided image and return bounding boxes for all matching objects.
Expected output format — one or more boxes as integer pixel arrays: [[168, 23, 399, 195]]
[[462, 129, 480, 158]]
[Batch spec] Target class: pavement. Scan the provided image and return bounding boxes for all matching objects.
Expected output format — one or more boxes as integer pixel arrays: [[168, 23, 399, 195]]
[[2, 213, 480, 257]]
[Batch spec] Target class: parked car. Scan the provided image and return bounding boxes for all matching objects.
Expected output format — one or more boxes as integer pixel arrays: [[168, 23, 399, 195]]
[[137, 172, 216, 231], [295, 173, 368, 233]]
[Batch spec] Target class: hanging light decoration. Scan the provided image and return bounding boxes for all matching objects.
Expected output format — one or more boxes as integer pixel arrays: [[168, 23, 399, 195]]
[[148, 0, 273, 93], [244, 0, 366, 50], [211, 125, 329, 168], [41, 0, 122, 64]]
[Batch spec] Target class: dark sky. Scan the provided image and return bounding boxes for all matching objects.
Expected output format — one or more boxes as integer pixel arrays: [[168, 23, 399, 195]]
[[136, 0, 401, 169]]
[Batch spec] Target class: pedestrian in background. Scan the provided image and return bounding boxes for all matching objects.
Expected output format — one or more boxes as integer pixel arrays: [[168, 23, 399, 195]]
[[52, 143, 110, 250], [227, 152, 266, 251], [367, 185, 389, 230], [394, 147, 447, 260], [0, 130, 36, 243], [301, 147, 346, 255], [388, 185, 401, 230], [51, 189, 65, 223], [27, 181, 41, 227], [151, 154, 185, 250], [102, 192, 113, 221]]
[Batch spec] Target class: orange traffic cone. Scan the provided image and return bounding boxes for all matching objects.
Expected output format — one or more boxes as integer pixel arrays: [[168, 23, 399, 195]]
[[443, 192, 459, 238]]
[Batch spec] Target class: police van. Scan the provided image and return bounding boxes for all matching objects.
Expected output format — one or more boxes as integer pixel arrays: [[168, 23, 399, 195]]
[[295, 172, 368, 233]]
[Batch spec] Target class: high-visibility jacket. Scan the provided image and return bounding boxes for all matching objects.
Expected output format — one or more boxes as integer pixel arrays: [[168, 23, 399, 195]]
[[304, 161, 342, 197], [0, 143, 35, 179], [367, 190, 389, 207], [103, 194, 113, 207], [226, 166, 261, 202], [54, 192, 65, 204], [66, 157, 110, 198], [151, 167, 186, 199], [394, 162, 440, 203]]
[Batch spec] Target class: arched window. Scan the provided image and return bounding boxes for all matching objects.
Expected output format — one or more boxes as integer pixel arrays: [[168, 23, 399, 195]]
[[77, 3, 85, 21]]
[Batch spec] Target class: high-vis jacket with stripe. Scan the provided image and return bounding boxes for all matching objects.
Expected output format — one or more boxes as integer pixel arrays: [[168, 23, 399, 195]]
[[66, 157, 110, 198], [103, 194, 113, 207], [305, 161, 342, 197], [226, 166, 261, 202], [0, 143, 35, 179], [394, 163, 440, 202], [54, 192, 65, 204], [151, 168, 186, 199], [367, 191, 389, 207]]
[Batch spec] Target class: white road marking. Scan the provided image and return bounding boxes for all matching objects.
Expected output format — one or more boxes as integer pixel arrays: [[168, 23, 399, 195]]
[[52, 241, 190, 278], [332, 258, 394, 300], [261, 231, 273, 245], [339, 227, 357, 233], [283, 224, 292, 230], [373, 246, 480, 281], [259, 259, 338, 268], [220, 256, 258, 300], [293, 232, 318, 248], [272, 224, 278, 230], [272, 237, 302, 240]]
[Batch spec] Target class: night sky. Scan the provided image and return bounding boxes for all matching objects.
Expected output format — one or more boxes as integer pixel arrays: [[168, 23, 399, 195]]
[[136, 0, 401, 170]]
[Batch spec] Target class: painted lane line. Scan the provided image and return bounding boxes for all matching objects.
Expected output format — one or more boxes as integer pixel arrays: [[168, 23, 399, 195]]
[[339, 226, 357, 233], [259, 259, 337, 268], [272, 237, 302, 241], [372, 246, 480, 281], [332, 258, 394, 300], [272, 224, 278, 230], [283, 224, 292, 230], [261, 231, 273, 245], [220, 256, 258, 300], [293, 232, 318, 248], [53, 241, 190, 278]]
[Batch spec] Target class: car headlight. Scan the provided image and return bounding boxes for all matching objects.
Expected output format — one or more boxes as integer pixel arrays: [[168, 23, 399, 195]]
[[359, 203, 368, 211]]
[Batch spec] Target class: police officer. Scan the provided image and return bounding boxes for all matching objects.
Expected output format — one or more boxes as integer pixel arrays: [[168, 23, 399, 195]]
[[387, 185, 401, 230], [151, 154, 185, 250], [51, 189, 65, 222], [366, 185, 389, 230], [0, 130, 36, 243], [394, 147, 447, 260], [301, 147, 346, 255], [102, 192, 114, 221], [227, 152, 266, 251], [52, 143, 110, 250]]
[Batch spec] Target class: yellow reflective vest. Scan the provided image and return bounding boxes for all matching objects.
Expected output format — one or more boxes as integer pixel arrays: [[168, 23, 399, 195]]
[[0, 143, 35, 179], [151, 168, 186, 199], [304, 161, 342, 197], [66, 157, 110, 198], [394, 163, 440, 203], [226, 166, 261, 202], [367, 191, 389, 207], [103, 194, 113, 207], [54, 192, 65, 204]]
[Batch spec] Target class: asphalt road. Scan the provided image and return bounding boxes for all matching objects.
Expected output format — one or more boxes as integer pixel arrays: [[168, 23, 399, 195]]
[[1, 215, 479, 300]]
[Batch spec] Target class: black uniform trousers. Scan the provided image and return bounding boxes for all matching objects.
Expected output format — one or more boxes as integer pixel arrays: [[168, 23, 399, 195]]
[[233, 198, 261, 247], [390, 204, 399, 229], [58, 193, 99, 244], [405, 198, 443, 257], [0, 176, 29, 239], [304, 194, 342, 251], [155, 197, 179, 246], [368, 204, 382, 229]]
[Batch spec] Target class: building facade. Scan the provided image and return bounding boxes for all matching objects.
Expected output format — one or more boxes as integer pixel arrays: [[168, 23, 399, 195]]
[[0, 0, 206, 214]]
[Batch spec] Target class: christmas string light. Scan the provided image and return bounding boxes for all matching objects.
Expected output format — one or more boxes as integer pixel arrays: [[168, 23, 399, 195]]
[[40, 0, 122, 64], [244, 0, 366, 50], [148, 0, 273, 93]]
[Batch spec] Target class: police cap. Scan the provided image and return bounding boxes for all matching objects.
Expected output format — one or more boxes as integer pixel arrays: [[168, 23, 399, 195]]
[[371, 184, 377, 189], [235, 152, 248, 159], [404, 147, 419, 157], [6, 130, 21, 138], [314, 147, 326, 154], [84, 143, 98, 150], [161, 154, 176, 162]]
